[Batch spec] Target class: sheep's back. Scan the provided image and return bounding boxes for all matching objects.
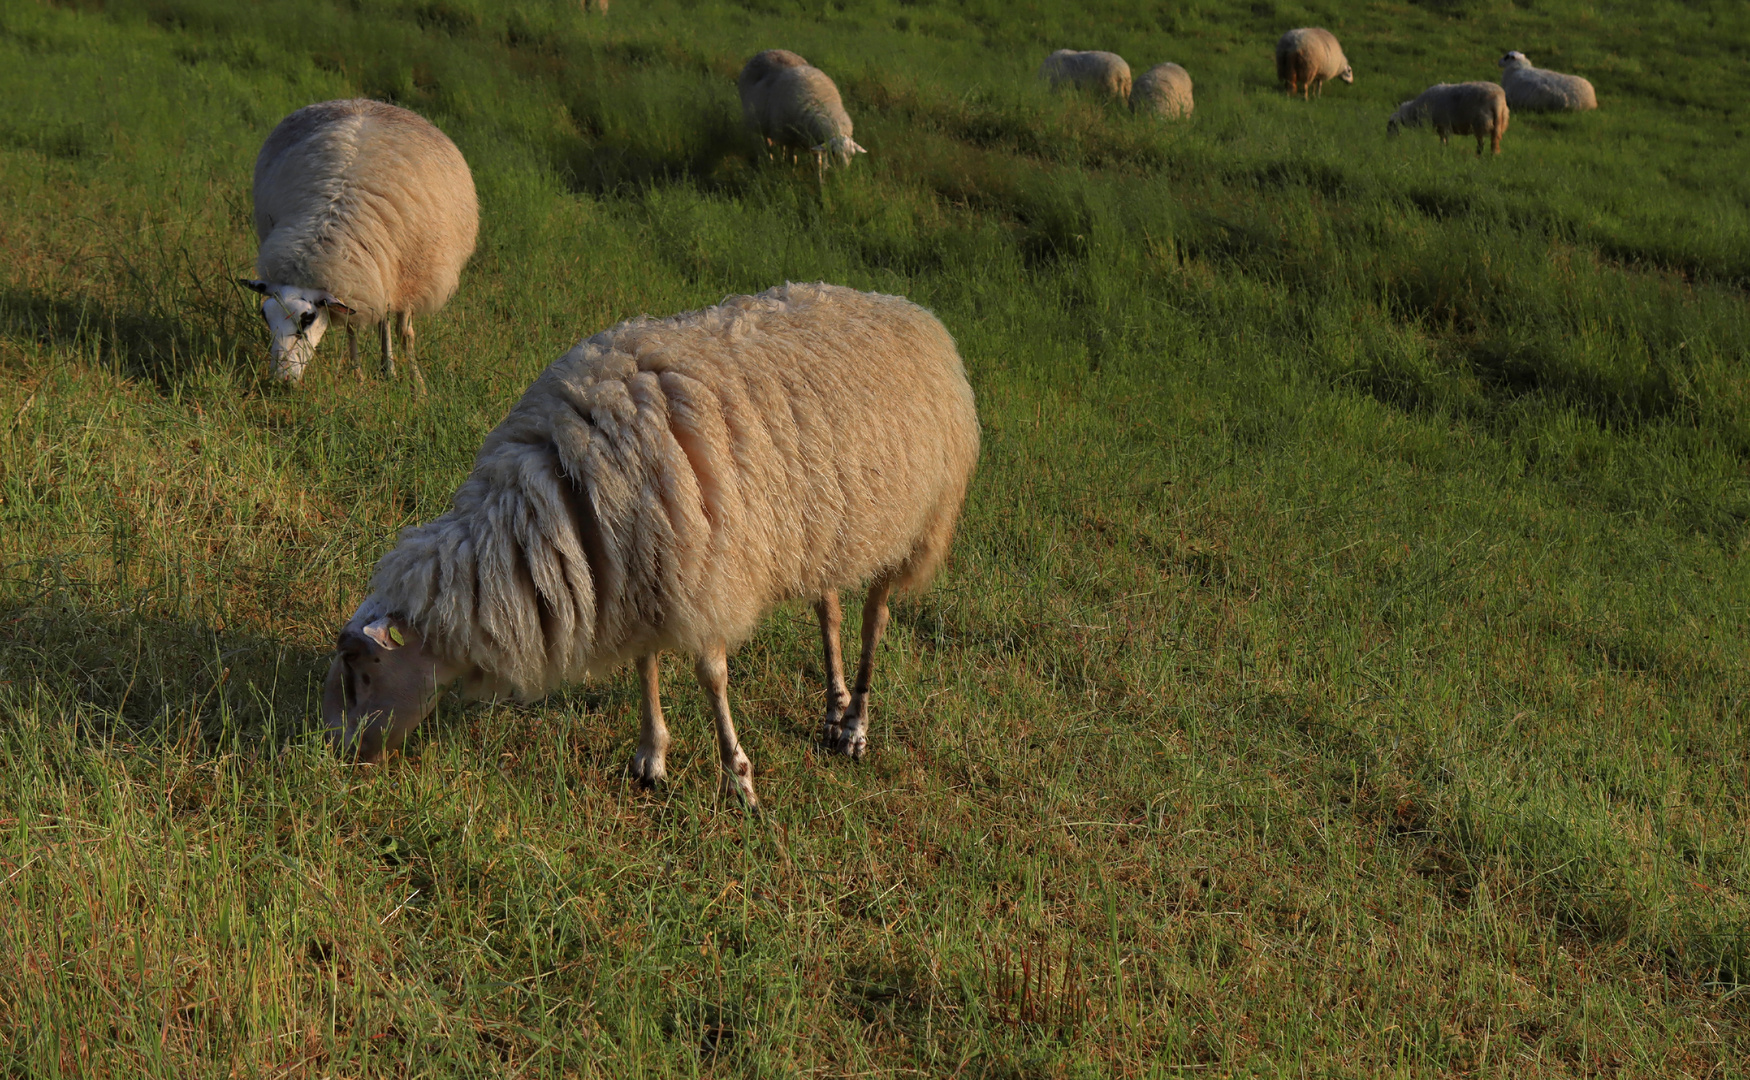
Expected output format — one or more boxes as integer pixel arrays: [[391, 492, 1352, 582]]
[[1405, 82, 1507, 132], [1040, 50, 1132, 100], [1132, 63, 1193, 116], [1502, 66, 1596, 112], [252, 99, 478, 322], [738, 49, 808, 99]]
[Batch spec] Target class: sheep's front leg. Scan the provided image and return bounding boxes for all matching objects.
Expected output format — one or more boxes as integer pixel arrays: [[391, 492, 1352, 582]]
[[379, 316, 396, 379], [347, 324, 363, 380], [628, 652, 669, 787], [826, 575, 893, 760], [398, 310, 426, 396], [696, 643, 758, 808], [814, 592, 852, 737]]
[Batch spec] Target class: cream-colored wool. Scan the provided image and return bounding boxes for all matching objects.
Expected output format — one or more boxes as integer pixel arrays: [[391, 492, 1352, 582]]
[[1038, 50, 1132, 101], [336, 285, 979, 800], [738, 48, 809, 111], [1131, 63, 1193, 117], [1498, 51, 1596, 112], [737, 54, 866, 168], [250, 99, 477, 383], [1275, 28, 1353, 99], [1388, 82, 1510, 155]]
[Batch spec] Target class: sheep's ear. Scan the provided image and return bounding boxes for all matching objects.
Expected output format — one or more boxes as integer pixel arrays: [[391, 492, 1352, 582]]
[[320, 296, 355, 317], [238, 279, 270, 295], [362, 617, 405, 650]]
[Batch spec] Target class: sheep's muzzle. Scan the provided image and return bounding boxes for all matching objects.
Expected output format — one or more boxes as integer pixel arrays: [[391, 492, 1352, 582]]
[[322, 605, 451, 762]]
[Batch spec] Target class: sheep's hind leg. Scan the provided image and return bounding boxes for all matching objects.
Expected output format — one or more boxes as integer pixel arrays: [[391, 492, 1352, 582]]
[[628, 653, 669, 787], [379, 316, 396, 379], [827, 574, 893, 761], [696, 643, 758, 809], [399, 310, 426, 396], [815, 592, 852, 742]]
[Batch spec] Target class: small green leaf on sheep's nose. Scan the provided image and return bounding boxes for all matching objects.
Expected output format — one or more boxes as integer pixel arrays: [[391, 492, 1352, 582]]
[[389, 626, 406, 646]]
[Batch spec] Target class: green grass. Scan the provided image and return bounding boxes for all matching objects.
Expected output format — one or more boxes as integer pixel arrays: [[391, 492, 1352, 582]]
[[3, 0, 1750, 1074]]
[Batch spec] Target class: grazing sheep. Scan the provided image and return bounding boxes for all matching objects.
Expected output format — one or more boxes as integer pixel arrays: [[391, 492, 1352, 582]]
[[1388, 82, 1510, 155], [242, 99, 478, 389], [1038, 50, 1133, 102], [1131, 62, 1194, 118], [1497, 51, 1597, 112], [737, 52, 866, 174], [1276, 28, 1353, 100], [323, 284, 981, 809], [581, 0, 608, 12]]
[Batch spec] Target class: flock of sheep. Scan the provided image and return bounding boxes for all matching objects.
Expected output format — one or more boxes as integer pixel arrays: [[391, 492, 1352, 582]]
[[243, 27, 1599, 806], [1038, 31, 1597, 156]]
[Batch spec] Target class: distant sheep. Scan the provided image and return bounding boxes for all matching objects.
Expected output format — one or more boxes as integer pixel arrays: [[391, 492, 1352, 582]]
[[581, 0, 608, 12], [1039, 50, 1133, 102], [1276, 28, 1353, 100], [1498, 51, 1597, 112], [243, 99, 478, 389], [1388, 82, 1510, 155], [737, 51, 866, 174], [1131, 62, 1193, 118], [323, 284, 981, 809]]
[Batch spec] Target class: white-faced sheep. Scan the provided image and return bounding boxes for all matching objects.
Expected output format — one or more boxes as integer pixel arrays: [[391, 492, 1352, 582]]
[[1038, 50, 1132, 102], [323, 283, 981, 808], [1131, 62, 1193, 118], [737, 51, 866, 175], [1498, 51, 1597, 112], [242, 99, 478, 390], [1276, 28, 1353, 100], [1388, 82, 1510, 155]]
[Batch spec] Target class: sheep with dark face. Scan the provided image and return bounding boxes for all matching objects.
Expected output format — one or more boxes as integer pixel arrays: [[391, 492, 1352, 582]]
[[1276, 28, 1353, 100], [243, 99, 478, 389], [1388, 81, 1511, 155], [323, 284, 981, 809], [1498, 51, 1597, 112]]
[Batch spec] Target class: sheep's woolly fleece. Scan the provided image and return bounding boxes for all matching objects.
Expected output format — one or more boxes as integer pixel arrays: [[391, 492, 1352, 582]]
[[1389, 81, 1510, 154], [1038, 50, 1133, 100], [252, 98, 478, 327], [370, 283, 981, 699], [739, 56, 866, 165], [1132, 62, 1193, 117], [1498, 51, 1597, 112]]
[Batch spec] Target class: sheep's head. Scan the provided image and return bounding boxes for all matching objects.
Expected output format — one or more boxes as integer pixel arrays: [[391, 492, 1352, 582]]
[[1338, 64, 1354, 85], [322, 600, 462, 762], [1498, 51, 1530, 72], [1386, 102, 1416, 136], [815, 134, 867, 169], [238, 280, 354, 382]]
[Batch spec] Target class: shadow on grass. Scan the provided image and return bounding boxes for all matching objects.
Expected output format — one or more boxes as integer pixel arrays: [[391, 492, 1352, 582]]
[[0, 285, 258, 389], [0, 585, 325, 750]]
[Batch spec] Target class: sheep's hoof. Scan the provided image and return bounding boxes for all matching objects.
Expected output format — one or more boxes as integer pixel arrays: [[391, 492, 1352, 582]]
[[718, 760, 760, 811], [821, 722, 868, 761], [627, 750, 667, 789]]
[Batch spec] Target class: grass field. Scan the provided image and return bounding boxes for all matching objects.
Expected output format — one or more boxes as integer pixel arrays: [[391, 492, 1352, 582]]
[[3, 0, 1750, 1074]]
